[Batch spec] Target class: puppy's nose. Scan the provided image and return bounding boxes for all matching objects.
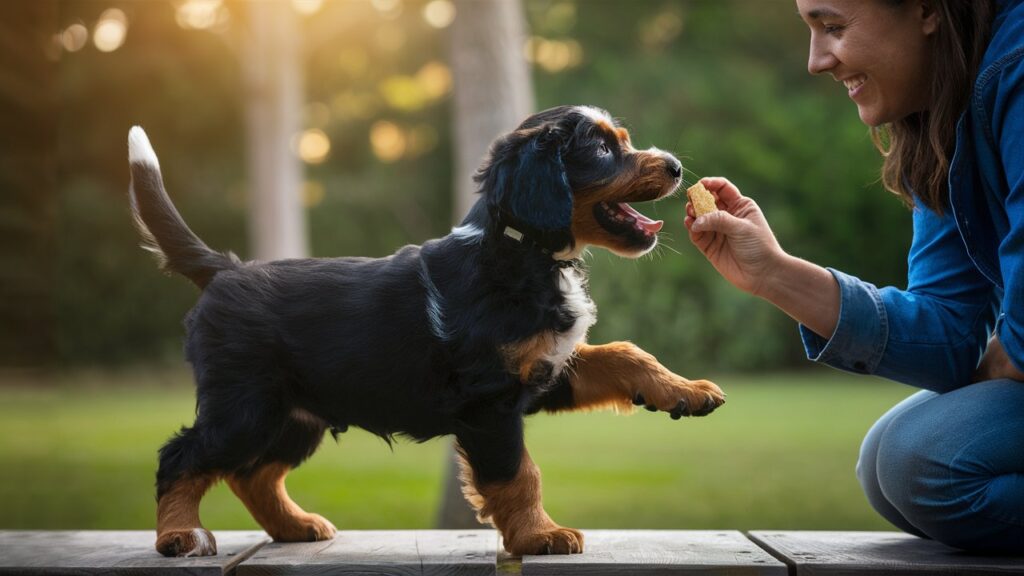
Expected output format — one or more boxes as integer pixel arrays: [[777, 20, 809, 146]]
[[666, 159, 682, 179]]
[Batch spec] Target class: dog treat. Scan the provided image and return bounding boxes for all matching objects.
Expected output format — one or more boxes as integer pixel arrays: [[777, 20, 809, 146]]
[[686, 181, 718, 217]]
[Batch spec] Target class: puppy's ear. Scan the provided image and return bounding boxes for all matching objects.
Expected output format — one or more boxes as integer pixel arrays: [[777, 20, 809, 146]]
[[475, 124, 573, 251]]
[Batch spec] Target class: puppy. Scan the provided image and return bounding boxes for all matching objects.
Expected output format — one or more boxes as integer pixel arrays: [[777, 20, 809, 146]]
[[127, 105, 725, 558]]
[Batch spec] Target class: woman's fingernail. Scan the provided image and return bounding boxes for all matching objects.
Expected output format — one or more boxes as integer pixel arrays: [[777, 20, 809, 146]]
[[693, 217, 704, 231]]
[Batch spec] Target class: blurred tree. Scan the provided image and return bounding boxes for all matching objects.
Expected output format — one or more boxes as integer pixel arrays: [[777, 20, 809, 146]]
[[241, 1, 308, 260], [437, 0, 535, 529], [0, 0, 59, 370]]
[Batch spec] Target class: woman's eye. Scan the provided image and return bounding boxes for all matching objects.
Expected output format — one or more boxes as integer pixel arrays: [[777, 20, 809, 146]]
[[823, 24, 845, 35]]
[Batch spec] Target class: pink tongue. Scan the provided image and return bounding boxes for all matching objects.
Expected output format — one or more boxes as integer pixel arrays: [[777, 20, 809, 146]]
[[618, 203, 664, 233]]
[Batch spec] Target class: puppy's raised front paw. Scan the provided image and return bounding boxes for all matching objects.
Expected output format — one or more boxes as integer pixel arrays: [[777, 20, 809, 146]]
[[634, 377, 725, 419]]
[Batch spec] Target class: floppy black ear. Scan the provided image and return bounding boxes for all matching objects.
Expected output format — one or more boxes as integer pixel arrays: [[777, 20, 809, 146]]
[[475, 124, 573, 251]]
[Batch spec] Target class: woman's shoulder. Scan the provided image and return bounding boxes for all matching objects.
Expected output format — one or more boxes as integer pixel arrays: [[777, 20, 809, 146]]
[[979, 0, 1024, 81]]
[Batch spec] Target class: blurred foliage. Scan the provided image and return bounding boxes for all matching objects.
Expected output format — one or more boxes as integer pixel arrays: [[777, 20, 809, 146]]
[[34, 0, 911, 370]]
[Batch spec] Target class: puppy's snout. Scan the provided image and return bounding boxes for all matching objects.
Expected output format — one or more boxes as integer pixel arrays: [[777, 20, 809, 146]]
[[665, 157, 682, 179]]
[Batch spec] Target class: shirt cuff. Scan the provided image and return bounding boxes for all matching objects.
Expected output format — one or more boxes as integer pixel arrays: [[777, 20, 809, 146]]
[[798, 268, 888, 375], [996, 313, 1024, 374]]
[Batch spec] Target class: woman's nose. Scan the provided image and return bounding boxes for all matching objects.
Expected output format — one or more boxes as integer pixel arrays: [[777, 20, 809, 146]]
[[807, 38, 838, 75]]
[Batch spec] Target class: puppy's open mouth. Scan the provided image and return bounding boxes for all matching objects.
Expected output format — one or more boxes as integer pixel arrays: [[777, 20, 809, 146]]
[[593, 201, 664, 240]]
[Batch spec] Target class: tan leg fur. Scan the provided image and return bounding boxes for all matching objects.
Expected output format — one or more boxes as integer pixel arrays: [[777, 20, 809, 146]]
[[225, 463, 336, 543], [458, 447, 583, 555], [565, 342, 725, 414], [155, 475, 218, 557]]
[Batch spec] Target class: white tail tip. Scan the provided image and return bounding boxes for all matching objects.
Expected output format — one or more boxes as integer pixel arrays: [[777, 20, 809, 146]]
[[128, 126, 160, 169]]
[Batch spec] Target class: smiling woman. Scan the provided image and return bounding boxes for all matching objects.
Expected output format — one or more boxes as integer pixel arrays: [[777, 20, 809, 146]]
[[684, 0, 1024, 555], [797, 0, 996, 212]]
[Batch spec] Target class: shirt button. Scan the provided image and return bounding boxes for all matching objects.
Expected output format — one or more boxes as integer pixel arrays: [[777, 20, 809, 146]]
[[853, 361, 867, 371]]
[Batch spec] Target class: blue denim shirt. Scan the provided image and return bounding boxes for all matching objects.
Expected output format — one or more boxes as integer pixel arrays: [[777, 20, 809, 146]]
[[800, 0, 1024, 393]]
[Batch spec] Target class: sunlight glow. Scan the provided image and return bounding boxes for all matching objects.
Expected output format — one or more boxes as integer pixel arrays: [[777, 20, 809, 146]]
[[93, 8, 128, 53], [640, 8, 684, 50], [370, 121, 407, 163], [175, 0, 228, 31], [416, 61, 452, 99], [524, 36, 583, 73], [62, 23, 88, 52], [371, 0, 403, 20], [378, 62, 451, 113], [291, 0, 324, 16], [422, 0, 456, 29], [294, 129, 331, 164]]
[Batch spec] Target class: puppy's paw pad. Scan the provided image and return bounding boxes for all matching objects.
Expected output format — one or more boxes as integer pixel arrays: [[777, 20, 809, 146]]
[[156, 528, 217, 557]]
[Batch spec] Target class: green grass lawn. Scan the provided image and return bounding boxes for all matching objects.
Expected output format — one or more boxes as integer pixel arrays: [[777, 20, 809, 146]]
[[0, 366, 912, 532]]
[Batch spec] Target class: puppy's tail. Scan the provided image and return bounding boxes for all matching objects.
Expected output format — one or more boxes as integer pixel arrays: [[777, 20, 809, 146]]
[[127, 126, 239, 289]]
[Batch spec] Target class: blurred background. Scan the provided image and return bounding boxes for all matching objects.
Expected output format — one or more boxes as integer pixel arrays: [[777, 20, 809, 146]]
[[1, 0, 914, 533]]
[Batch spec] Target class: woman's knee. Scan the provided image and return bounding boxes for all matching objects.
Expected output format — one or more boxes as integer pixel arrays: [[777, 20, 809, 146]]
[[856, 391, 935, 537], [874, 381, 1024, 552]]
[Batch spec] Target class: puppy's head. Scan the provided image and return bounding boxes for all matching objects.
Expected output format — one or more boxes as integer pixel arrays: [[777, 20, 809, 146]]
[[474, 105, 682, 258]]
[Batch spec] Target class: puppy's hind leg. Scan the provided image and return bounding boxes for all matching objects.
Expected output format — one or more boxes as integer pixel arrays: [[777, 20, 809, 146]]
[[155, 427, 219, 557], [225, 412, 336, 543]]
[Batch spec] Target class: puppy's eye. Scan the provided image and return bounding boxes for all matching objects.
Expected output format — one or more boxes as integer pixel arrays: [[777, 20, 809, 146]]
[[597, 143, 611, 156]]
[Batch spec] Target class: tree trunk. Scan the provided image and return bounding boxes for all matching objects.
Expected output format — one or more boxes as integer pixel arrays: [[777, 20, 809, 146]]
[[437, 0, 534, 529], [241, 1, 308, 261], [449, 0, 534, 223]]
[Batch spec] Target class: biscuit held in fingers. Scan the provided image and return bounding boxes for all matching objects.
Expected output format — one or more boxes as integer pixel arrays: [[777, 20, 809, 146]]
[[686, 181, 719, 217]]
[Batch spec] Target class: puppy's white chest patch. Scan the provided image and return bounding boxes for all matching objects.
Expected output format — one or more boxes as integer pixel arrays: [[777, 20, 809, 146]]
[[544, 267, 596, 374]]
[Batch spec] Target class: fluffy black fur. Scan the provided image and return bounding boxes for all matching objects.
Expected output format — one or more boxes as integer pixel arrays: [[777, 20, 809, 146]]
[[130, 105, 667, 501]]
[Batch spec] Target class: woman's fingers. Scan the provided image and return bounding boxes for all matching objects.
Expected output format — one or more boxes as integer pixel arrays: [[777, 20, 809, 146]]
[[698, 176, 742, 206]]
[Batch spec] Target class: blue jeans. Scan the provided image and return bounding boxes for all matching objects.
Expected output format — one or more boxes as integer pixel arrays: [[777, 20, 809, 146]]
[[858, 379, 1024, 553]]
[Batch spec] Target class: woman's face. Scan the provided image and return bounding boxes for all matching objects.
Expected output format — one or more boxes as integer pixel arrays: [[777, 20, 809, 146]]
[[796, 0, 939, 126]]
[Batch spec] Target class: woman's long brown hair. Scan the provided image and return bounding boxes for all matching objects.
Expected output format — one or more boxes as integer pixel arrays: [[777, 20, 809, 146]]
[[871, 0, 997, 213]]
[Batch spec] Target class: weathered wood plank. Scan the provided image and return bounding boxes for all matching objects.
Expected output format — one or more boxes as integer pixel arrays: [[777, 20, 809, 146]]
[[519, 530, 787, 575], [748, 531, 1024, 575], [0, 530, 270, 575], [235, 529, 498, 576]]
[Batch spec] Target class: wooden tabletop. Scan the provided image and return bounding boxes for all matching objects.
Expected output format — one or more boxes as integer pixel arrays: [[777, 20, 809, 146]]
[[1, 530, 1021, 575]]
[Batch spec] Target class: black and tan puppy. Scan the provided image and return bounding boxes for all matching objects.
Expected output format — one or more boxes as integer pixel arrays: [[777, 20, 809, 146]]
[[127, 105, 725, 558]]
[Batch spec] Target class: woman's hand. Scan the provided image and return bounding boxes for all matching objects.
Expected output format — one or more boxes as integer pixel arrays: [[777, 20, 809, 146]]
[[683, 177, 786, 297], [973, 334, 1024, 383], [683, 177, 840, 339]]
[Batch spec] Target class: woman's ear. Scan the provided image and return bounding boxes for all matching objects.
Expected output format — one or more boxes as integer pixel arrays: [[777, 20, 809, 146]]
[[919, 1, 939, 36]]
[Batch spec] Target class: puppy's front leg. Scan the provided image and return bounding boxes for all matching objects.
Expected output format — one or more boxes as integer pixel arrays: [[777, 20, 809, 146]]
[[455, 414, 582, 555], [541, 342, 725, 416]]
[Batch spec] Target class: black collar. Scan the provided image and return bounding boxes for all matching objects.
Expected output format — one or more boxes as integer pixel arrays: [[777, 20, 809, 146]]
[[499, 224, 580, 270]]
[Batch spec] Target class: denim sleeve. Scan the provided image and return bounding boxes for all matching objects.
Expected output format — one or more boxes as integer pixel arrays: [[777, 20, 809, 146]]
[[992, 55, 1024, 373], [799, 206, 997, 392]]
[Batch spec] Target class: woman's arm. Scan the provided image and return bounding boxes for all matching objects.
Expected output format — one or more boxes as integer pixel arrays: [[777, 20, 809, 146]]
[[685, 177, 997, 391]]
